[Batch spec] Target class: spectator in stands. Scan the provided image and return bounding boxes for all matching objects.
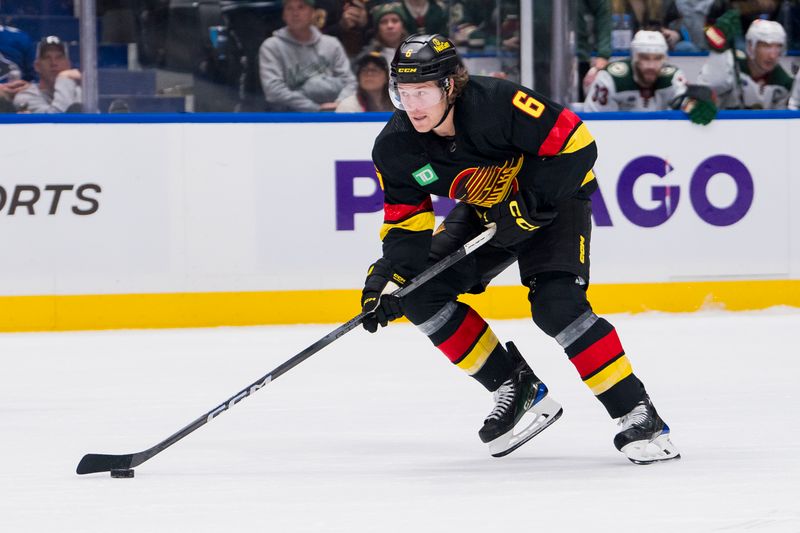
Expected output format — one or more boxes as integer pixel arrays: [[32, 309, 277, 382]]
[[399, 0, 448, 36], [336, 51, 393, 112], [577, 0, 613, 101], [0, 74, 28, 112], [0, 24, 35, 82], [259, 0, 356, 111], [0, 26, 35, 113], [700, 12, 793, 108], [613, 0, 683, 48], [317, 0, 371, 58], [14, 36, 82, 113], [583, 30, 717, 123], [361, 2, 409, 67], [449, 0, 520, 49]]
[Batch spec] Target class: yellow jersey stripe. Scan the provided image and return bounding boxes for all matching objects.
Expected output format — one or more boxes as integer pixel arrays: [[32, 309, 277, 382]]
[[560, 123, 595, 155], [379, 211, 435, 240], [584, 355, 633, 395], [457, 328, 499, 375]]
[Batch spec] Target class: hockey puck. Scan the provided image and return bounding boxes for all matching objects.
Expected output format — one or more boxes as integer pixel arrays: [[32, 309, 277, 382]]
[[110, 469, 135, 478]]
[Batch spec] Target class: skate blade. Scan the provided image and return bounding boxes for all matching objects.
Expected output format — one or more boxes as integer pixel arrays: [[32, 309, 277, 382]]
[[488, 395, 563, 458], [621, 432, 681, 465]]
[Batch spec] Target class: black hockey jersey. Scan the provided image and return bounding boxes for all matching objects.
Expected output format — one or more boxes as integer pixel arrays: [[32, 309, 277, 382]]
[[372, 75, 598, 277]]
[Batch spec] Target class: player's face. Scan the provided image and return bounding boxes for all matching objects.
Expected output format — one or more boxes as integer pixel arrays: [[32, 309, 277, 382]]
[[634, 53, 665, 86], [396, 81, 446, 132], [752, 42, 782, 72]]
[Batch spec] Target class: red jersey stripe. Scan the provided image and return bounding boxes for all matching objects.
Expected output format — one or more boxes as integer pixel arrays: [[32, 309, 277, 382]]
[[436, 308, 487, 363], [538, 109, 582, 157], [570, 329, 625, 378], [383, 198, 433, 223]]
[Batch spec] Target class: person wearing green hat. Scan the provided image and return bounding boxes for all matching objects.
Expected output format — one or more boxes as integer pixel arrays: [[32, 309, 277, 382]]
[[361, 2, 409, 67]]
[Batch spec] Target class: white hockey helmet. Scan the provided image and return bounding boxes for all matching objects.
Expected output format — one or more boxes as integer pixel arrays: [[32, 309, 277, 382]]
[[745, 19, 786, 58], [630, 30, 668, 58]]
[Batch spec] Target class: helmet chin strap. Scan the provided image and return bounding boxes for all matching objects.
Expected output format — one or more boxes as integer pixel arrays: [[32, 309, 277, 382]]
[[431, 80, 453, 131], [431, 101, 453, 131]]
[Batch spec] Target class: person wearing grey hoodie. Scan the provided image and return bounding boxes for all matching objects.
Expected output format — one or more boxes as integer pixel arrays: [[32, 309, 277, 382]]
[[259, 0, 356, 111]]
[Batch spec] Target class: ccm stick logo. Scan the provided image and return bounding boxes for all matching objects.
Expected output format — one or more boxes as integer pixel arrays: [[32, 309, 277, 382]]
[[206, 375, 273, 422], [0, 183, 101, 215]]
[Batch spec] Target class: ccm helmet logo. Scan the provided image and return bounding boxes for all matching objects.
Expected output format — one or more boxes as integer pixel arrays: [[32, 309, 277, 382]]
[[397, 67, 417, 73], [431, 38, 451, 53]]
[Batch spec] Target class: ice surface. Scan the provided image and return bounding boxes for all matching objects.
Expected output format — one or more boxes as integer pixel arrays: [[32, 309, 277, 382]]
[[2, 310, 799, 532]]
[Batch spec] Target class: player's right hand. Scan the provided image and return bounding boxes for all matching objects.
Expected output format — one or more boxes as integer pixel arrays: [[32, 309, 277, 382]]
[[705, 9, 742, 51], [672, 84, 718, 126], [361, 258, 406, 333], [481, 191, 556, 248]]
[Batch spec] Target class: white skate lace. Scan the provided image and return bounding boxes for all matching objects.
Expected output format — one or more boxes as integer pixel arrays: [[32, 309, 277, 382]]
[[486, 380, 515, 421], [618, 401, 649, 430]]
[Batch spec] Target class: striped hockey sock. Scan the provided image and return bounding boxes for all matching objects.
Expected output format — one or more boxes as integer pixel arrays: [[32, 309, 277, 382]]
[[417, 301, 514, 391], [555, 310, 645, 418]]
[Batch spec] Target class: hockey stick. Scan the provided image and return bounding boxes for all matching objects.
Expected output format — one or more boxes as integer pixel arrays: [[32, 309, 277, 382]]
[[76, 223, 497, 475]]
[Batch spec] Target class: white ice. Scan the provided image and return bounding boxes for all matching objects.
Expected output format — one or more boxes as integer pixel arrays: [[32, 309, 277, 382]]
[[2, 309, 799, 532]]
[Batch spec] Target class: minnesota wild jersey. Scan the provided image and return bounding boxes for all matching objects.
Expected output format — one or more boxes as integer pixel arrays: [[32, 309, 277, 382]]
[[583, 60, 688, 112], [789, 68, 799, 111], [699, 49, 793, 109], [372, 75, 598, 278]]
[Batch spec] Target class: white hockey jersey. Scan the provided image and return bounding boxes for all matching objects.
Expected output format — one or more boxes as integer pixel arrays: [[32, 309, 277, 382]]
[[698, 49, 793, 109], [583, 60, 688, 112], [789, 69, 799, 111]]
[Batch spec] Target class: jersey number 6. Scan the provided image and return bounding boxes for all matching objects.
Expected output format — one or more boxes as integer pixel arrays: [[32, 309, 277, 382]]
[[512, 91, 545, 119]]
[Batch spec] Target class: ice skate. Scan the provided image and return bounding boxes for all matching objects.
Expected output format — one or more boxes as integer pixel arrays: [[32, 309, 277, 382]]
[[478, 343, 563, 457], [614, 396, 680, 465]]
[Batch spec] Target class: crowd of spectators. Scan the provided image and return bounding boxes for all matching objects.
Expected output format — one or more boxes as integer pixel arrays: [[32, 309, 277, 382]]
[[1, 0, 799, 114]]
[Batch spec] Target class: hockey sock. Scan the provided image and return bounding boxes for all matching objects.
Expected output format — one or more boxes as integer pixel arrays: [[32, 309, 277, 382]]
[[555, 310, 645, 418], [417, 301, 514, 391]]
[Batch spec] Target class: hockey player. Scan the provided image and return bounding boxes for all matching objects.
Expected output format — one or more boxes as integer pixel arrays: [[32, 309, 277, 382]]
[[361, 33, 680, 464], [700, 11, 793, 109], [788, 65, 799, 111], [584, 30, 717, 125]]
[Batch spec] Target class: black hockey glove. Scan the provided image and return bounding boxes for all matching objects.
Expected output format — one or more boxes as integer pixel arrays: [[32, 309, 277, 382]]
[[361, 258, 406, 333], [671, 84, 718, 125], [481, 192, 556, 248]]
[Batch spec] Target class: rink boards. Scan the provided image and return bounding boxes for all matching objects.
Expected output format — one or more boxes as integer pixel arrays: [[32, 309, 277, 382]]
[[0, 112, 798, 331]]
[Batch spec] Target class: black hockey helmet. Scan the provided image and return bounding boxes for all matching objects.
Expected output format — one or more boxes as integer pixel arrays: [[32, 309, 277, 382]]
[[390, 33, 460, 85], [389, 34, 461, 111]]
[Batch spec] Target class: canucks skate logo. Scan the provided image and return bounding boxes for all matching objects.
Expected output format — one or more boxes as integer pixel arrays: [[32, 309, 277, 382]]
[[449, 156, 524, 207], [412, 164, 440, 186]]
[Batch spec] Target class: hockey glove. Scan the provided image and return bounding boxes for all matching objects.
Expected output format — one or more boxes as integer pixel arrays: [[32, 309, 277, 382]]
[[705, 9, 742, 51], [361, 258, 406, 333], [481, 192, 556, 248], [672, 84, 718, 125]]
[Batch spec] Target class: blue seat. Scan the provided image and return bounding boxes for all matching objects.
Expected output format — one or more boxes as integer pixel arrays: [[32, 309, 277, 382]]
[[99, 95, 187, 113], [98, 69, 156, 96], [0, 0, 73, 16], [69, 43, 128, 68], [5, 15, 83, 42]]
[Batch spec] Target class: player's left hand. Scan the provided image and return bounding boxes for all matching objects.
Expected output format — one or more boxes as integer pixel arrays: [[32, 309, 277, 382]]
[[481, 192, 556, 248], [361, 258, 406, 333]]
